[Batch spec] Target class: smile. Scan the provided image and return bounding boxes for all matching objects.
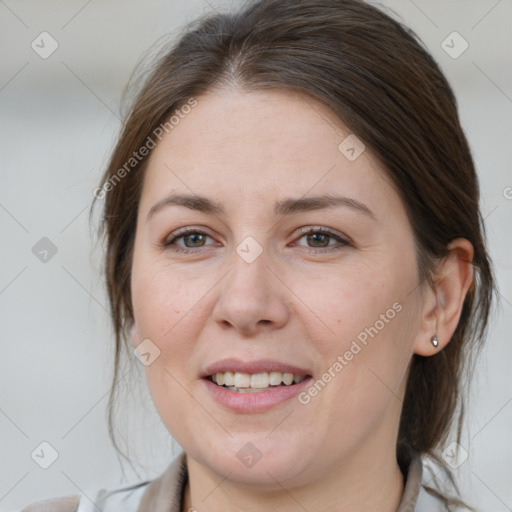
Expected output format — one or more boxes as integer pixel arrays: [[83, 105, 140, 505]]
[[208, 371, 307, 393]]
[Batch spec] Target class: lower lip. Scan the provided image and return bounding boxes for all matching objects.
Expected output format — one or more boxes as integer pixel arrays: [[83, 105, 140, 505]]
[[202, 377, 312, 413]]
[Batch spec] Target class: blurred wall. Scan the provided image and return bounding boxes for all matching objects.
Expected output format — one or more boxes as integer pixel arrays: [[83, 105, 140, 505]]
[[1, 1, 511, 511]]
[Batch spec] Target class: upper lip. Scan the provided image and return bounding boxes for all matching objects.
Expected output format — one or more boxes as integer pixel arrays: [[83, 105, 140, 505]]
[[201, 358, 312, 378]]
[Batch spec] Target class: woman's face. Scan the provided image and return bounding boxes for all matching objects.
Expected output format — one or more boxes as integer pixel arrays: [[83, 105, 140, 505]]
[[131, 88, 427, 487]]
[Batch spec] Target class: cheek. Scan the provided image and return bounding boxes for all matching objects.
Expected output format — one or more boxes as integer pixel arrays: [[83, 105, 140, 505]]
[[291, 258, 411, 349], [132, 257, 201, 340], [131, 261, 210, 438], [292, 254, 419, 404], [130, 256, 220, 402]]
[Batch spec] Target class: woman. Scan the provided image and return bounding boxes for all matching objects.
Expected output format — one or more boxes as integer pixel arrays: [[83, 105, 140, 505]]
[[21, 0, 495, 510]]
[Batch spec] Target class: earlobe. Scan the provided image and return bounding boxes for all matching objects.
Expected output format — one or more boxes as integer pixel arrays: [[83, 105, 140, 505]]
[[413, 238, 474, 356]]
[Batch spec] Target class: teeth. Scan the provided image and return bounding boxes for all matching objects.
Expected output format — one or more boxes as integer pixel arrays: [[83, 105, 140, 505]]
[[234, 372, 251, 388], [282, 373, 294, 385], [211, 371, 307, 388], [269, 371, 282, 386], [251, 372, 269, 388]]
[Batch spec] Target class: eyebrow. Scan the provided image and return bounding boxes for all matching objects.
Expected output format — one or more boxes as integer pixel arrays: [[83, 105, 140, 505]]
[[146, 193, 376, 221]]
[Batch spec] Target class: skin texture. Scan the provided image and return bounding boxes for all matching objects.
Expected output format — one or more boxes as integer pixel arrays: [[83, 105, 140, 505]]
[[130, 88, 474, 511]]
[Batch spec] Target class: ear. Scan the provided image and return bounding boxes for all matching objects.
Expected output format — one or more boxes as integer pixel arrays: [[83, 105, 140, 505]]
[[413, 238, 474, 356]]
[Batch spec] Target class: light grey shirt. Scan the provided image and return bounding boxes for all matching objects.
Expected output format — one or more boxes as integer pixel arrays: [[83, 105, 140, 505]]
[[20, 450, 446, 512]]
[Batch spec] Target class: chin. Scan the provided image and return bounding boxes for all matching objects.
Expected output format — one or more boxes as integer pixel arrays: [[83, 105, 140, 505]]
[[187, 433, 316, 488]]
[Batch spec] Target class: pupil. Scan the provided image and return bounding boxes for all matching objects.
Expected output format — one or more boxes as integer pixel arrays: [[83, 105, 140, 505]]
[[308, 233, 328, 247], [186, 234, 203, 247]]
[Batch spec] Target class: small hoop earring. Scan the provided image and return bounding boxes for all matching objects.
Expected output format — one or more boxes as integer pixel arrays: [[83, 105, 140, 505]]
[[431, 335, 439, 348]]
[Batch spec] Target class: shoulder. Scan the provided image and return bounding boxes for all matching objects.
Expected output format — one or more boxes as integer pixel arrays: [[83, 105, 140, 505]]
[[397, 446, 448, 512], [19, 482, 150, 512], [19, 452, 187, 512], [19, 495, 80, 512], [415, 486, 447, 512]]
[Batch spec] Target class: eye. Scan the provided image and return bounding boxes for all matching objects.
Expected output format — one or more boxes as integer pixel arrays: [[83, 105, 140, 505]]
[[161, 227, 215, 254], [161, 226, 350, 255], [292, 226, 350, 253]]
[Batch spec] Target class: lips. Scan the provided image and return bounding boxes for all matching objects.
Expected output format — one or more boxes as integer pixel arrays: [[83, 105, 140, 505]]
[[200, 358, 313, 413], [201, 358, 311, 378]]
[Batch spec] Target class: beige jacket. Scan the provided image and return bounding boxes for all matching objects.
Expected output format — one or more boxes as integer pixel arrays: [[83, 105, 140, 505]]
[[19, 450, 446, 511]]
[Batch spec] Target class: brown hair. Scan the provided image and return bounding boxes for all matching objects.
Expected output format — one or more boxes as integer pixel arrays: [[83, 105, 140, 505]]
[[91, 0, 496, 508]]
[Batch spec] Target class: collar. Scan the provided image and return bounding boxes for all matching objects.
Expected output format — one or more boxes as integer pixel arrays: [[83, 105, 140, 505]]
[[137, 450, 424, 512]]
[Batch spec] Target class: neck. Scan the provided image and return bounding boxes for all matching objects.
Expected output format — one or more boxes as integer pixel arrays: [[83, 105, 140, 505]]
[[182, 442, 405, 512]]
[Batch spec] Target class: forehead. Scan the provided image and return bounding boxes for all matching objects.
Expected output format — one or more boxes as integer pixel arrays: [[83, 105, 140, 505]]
[[141, 87, 396, 215]]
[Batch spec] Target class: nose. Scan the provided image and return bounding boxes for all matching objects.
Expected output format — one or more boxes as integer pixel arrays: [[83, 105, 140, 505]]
[[212, 248, 290, 336]]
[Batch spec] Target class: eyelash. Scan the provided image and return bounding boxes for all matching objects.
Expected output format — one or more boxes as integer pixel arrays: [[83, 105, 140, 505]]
[[161, 226, 350, 255]]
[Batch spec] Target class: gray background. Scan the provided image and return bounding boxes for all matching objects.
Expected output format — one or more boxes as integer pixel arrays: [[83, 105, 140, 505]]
[[1, 0, 511, 510]]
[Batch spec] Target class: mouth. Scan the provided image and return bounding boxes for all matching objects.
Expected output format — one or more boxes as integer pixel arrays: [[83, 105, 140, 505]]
[[206, 371, 309, 393], [200, 359, 312, 412]]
